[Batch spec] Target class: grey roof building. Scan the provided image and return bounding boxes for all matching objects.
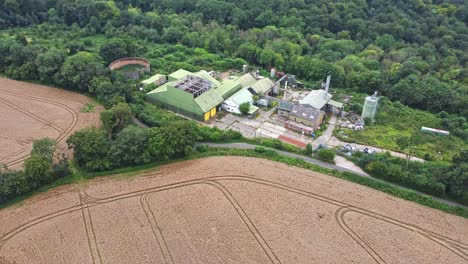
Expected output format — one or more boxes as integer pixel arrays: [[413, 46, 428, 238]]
[[289, 105, 325, 130]]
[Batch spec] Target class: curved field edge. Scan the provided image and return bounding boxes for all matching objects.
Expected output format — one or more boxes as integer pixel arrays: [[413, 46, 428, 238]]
[[1, 147, 467, 219]]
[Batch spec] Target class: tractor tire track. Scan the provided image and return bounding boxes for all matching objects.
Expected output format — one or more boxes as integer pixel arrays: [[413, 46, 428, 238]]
[[0, 96, 65, 134], [342, 207, 468, 261], [335, 207, 386, 264], [206, 181, 282, 264], [72, 173, 468, 254], [79, 192, 100, 264], [1, 174, 466, 263], [0, 89, 78, 167], [140, 193, 174, 264]]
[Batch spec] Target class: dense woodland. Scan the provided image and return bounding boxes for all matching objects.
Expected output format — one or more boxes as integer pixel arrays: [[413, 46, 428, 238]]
[[0, 0, 467, 206]]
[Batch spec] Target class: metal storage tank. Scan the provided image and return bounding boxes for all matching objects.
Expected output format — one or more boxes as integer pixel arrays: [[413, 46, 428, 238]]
[[242, 64, 249, 73], [361, 91, 379, 121]]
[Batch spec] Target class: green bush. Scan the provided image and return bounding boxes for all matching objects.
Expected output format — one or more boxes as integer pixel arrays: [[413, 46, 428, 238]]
[[316, 149, 336, 163], [197, 126, 242, 142]]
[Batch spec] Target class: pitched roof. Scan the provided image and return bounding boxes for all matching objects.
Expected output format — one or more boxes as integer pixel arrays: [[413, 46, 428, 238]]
[[194, 88, 224, 112], [278, 101, 294, 111], [168, 69, 192, 80], [290, 105, 325, 123], [328, 99, 344, 108], [192, 70, 221, 87], [299, 89, 332, 109], [146, 81, 177, 94], [251, 78, 274, 94], [215, 79, 242, 99], [226, 88, 254, 106], [236, 73, 257, 88], [141, 74, 165, 85]]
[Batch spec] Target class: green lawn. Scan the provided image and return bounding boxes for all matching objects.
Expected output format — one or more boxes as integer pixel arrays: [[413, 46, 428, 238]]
[[333, 91, 466, 162]]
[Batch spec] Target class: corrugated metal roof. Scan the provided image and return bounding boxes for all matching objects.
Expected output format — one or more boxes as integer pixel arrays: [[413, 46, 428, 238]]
[[215, 80, 242, 99], [193, 70, 221, 87], [299, 89, 332, 109], [142, 74, 165, 85], [225, 88, 254, 106], [194, 88, 224, 112], [328, 99, 344, 108], [146, 81, 177, 94], [251, 78, 274, 94], [236, 73, 257, 88], [248, 104, 259, 115], [169, 69, 192, 80]]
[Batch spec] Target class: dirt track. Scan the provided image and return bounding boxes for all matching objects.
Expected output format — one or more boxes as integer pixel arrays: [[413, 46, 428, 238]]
[[0, 78, 102, 169], [0, 156, 467, 264]]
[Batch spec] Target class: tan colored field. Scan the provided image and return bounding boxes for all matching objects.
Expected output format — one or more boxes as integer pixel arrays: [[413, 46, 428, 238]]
[[0, 157, 467, 264], [0, 78, 102, 169]]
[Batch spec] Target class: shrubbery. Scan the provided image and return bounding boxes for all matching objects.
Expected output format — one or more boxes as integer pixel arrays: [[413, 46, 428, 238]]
[[352, 150, 468, 205], [316, 149, 336, 163], [197, 126, 242, 142], [0, 139, 70, 204]]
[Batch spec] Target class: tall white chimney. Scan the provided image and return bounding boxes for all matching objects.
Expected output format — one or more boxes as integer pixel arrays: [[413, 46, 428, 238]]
[[324, 73, 331, 99]]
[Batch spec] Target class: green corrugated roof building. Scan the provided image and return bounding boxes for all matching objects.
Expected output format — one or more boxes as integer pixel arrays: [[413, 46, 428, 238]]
[[146, 69, 241, 121], [251, 78, 274, 94], [214, 79, 242, 99], [141, 74, 166, 86]]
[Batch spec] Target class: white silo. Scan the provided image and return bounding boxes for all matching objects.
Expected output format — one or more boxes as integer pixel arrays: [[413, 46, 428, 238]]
[[361, 91, 379, 121]]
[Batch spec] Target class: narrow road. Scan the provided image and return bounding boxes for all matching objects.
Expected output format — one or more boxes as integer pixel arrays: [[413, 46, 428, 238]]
[[199, 142, 467, 209], [314, 114, 337, 147]]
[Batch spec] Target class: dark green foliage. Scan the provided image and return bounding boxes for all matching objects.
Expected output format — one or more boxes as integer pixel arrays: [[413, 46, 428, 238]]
[[131, 102, 183, 127], [148, 122, 200, 160], [99, 38, 129, 64], [239, 102, 251, 115], [353, 150, 468, 205], [110, 126, 151, 166], [67, 127, 112, 171], [197, 126, 242, 142], [24, 154, 53, 187], [31, 138, 56, 164], [100, 102, 133, 138], [305, 143, 313, 156], [0, 138, 68, 204], [317, 149, 336, 163], [58, 52, 106, 91]]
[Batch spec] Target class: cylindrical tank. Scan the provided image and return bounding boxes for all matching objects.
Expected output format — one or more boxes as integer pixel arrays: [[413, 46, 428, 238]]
[[361, 92, 379, 121], [242, 64, 248, 73], [270, 68, 276, 78]]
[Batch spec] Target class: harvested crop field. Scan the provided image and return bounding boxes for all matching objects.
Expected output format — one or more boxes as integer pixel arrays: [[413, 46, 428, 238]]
[[0, 157, 467, 264], [0, 78, 102, 169]]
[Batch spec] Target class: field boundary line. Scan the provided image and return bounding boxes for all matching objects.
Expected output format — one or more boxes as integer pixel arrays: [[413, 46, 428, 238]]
[[140, 192, 174, 264]]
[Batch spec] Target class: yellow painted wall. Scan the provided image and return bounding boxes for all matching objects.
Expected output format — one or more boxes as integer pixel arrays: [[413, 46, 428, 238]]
[[210, 107, 217, 117], [204, 111, 211, 121]]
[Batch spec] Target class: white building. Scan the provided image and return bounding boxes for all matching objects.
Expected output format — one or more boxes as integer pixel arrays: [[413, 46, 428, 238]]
[[222, 88, 258, 115]]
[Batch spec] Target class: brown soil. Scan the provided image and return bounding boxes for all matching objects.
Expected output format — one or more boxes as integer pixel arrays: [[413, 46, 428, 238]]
[[0, 157, 467, 264], [0, 78, 102, 169]]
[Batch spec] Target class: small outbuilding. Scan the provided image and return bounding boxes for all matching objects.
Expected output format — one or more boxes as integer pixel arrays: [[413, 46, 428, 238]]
[[222, 88, 259, 116], [421, 126, 450, 136]]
